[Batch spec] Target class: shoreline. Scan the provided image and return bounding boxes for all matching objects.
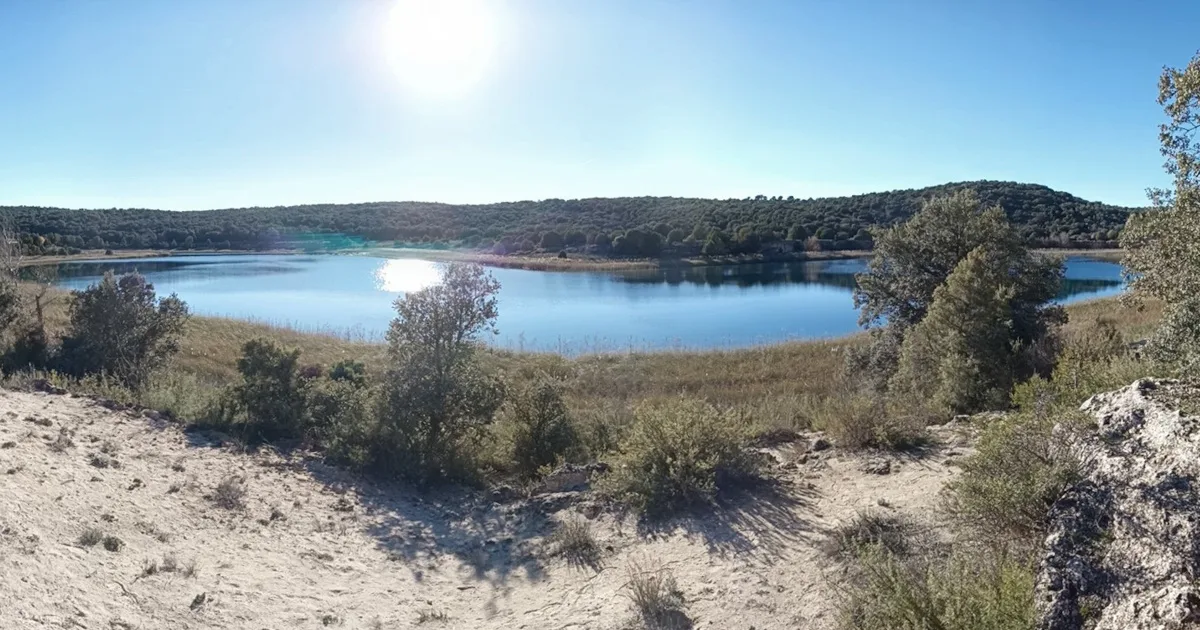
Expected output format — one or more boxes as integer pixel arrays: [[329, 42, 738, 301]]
[[22, 245, 1122, 272]]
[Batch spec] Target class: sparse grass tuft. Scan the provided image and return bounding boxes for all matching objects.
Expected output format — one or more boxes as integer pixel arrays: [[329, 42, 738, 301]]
[[547, 518, 601, 569], [48, 427, 74, 452], [828, 511, 913, 559], [415, 609, 448, 624], [212, 475, 247, 510], [102, 535, 124, 552], [625, 559, 690, 630], [78, 527, 104, 547]]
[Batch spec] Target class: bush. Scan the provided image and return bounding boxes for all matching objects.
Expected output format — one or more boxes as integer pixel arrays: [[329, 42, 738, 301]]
[[1121, 50, 1200, 371], [946, 410, 1085, 548], [828, 511, 913, 559], [57, 271, 189, 387], [231, 339, 305, 441], [840, 545, 1035, 630], [374, 263, 505, 483], [304, 376, 374, 468], [602, 399, 761, 517], [888, 246, 1040, 417], [806, 390, 926, 450], [508, 377, 578, 478]]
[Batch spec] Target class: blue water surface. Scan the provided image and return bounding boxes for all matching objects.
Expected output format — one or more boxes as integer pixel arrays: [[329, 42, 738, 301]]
[[44, 254, 1124, 353]]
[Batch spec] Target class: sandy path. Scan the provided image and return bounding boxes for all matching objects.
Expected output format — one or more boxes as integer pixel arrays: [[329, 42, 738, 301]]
[[0, 389, 960, 629]]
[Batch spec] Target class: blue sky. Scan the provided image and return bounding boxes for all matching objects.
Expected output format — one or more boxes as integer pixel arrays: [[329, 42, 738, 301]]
[[1, 0, 1196, 210]]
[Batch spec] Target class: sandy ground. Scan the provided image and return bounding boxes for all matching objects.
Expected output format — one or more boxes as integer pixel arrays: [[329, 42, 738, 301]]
[[0, 389, 965, 630]]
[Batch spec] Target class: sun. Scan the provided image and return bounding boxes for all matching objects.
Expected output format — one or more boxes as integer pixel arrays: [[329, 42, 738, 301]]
[[383, 0, 501, 99]]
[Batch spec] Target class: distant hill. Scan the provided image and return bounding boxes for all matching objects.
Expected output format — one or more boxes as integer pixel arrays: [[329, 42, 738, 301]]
[[1, 181, 1136, 256]]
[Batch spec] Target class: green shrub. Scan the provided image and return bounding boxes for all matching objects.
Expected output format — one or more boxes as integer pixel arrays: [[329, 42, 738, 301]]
[[840, 546, 1035, 630], [1011, 319, 1152, 416], [946, 410, 1085, 547], [828, 511, 913, 559], [303, 376, 374, 467], [231, 338, 305, 441], [508, 377, 578, 478], [57, 271, 189, 387], [602, 398, 760, 517], [328, 359, 367, 386], [1121, 51, 1200, 371], [806, 390, 925, 450]]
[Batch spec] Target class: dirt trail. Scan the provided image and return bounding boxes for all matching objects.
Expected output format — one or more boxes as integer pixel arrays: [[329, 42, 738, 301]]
[[0, 389, 961, 629]]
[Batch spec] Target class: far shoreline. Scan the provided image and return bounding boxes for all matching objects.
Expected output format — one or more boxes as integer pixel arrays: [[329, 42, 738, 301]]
[[20, 245, 1124, 273]]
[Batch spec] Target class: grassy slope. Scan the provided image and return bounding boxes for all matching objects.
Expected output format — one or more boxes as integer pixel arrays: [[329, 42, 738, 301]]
[[31, 283, 1160, 426]]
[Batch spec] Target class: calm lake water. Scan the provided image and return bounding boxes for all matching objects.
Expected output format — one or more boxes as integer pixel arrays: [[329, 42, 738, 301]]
[[42, 254, 1125, 353]]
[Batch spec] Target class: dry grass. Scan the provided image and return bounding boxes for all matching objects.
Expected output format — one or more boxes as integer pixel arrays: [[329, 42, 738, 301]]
[[21, 280, 1160, 443], [212, 475, 247, 510], [78, 527, 104, 547], [547, 518, 602, 569], [625, 559, 690, 630]]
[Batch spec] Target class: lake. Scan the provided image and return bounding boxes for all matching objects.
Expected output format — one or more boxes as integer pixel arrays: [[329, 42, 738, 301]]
[[42, 254, 1125, 353]]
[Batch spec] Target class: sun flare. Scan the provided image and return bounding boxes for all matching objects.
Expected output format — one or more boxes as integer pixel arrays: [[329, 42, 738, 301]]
[[383, 0, 501, 98], [374, 259, 444, 294]]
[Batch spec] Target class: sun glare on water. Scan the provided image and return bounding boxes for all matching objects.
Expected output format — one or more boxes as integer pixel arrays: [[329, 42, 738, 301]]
[[383, 0, 501, 99], [374, 259, 444, 293]]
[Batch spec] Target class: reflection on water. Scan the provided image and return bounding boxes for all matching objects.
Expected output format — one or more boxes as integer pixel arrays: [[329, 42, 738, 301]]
[[39, 253, 1125, 352], [373, 259, 443, 293], [609, 258, 1121, 300]]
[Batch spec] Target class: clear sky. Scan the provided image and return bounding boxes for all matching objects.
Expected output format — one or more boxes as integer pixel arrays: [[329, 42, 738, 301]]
[[1, 1, 1196, 210]]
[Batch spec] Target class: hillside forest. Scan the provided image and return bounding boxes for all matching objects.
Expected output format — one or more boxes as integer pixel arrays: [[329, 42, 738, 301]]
[[1, 180, 1133, 258]]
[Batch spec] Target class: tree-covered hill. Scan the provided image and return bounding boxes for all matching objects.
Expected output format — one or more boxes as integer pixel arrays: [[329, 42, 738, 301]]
[[1, 180, 1135, 256]]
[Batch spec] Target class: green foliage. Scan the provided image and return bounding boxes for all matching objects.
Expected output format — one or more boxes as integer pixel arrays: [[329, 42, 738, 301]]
[[539, 230, 564, 251], [232, 339, 305, 441], [852, 192, 1065, 413], [856, 190, 1059, 331], [507, 377, 578, 479], [665, 228, 686, 244], [602, 399, 761, 517], [303, 376, 374, 468], [806, 389, 926, 450], [1011, 319, 1148, 416], [328, 359, 367, 386], [613, 228, 664, 257], [1122, 51, 1200, 371], [57, 271, 189, 387], [840, 546, 1035, 630], [889, 247, 1028, 415], [701, 229, 729, 255], [375, 263, 505, 483], [947, 410, 1084, 548], [3, 181, 1132, 257]]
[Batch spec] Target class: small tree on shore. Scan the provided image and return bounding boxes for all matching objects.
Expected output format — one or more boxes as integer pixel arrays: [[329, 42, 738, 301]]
[[58, 272, 189, 387], [375, 263, 505, 482], [851, 191, 1064, 402]]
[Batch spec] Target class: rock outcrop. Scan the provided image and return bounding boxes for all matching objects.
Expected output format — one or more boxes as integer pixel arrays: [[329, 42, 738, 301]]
[[1037, 379, 1200, 630]]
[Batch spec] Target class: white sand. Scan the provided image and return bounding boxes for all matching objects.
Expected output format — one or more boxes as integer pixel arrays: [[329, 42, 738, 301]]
[[0, 389, 961, 629]]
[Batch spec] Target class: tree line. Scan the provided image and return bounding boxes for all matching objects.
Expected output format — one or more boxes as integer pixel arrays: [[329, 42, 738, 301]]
[[1, 180, 1133, 257]]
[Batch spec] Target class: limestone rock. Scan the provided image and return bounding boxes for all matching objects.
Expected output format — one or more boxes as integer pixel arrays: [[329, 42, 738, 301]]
[[1036, 378, 1200, 630]]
